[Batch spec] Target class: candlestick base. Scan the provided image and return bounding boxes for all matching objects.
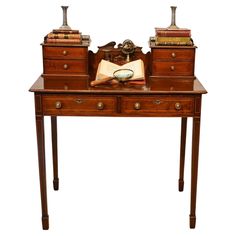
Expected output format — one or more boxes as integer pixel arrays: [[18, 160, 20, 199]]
[[167, 24, 179, 30], [59, 25, 72, 30]]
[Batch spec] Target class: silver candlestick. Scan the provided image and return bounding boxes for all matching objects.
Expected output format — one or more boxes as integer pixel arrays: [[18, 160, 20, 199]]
[[168, 6, 179, 29], [59, 6, 72, 30]]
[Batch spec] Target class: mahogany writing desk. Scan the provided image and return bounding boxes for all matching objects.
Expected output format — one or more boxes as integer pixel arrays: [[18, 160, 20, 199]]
[[30, 39, 206, 229], [30, 74, 206, 230]]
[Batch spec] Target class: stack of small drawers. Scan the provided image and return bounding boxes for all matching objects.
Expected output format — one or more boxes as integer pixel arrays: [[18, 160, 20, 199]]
[[150, 40, 196, 79], [42, 37, 90, 77]]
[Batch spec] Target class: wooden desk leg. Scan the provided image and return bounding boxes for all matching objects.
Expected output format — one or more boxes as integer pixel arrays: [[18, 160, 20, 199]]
[[36, 115, 49, 230], [51, 116, 59, 191], [189, 116, 201, 229], [179, 117, 187, 192]]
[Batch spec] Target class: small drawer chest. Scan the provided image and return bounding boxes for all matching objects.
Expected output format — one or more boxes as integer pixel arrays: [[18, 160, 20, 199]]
[[150, 40, 196, 78], [42, 40, 90, 76]]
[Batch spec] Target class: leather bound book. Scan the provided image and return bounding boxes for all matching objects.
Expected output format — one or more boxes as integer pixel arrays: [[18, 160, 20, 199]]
[[47, 33, 81, 39], [155, 27, 191, 37]]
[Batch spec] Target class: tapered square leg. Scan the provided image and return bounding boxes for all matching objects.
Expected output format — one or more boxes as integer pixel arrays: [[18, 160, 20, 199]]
[[36, 115, 49, 230], [35, 94, 49, 230], [179, 117, 187, 192], [36, 116, 49, 230], [189, 116, 201, 229], [51, 116, 59, 191]]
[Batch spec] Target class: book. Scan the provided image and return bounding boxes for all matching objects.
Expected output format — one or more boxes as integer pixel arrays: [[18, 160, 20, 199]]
[[45, 38, 82, 44], [47, 33, 81, 39], [155, 36, 193, 46], [155, 27, 191, 37], [156, 36, 191, 42], [52, 29, 80, 34], [91, 59, 145, 86], [155, 41, 193, 46], [97, 59, 144, 80]]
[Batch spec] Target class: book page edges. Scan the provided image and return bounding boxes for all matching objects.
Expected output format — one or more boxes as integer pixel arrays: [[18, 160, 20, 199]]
[[96, 59, 144, 81]]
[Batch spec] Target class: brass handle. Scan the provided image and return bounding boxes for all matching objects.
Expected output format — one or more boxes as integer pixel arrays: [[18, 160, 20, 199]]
[[134, 102, 141, 110], [170, 65, 175, 71], [97, 102, 104, 110], [62, 50, 68, 55], [63, 64, 68, 69], [55, 101, 62, 109], [154, 100, 161, 105], [75, 99, 83, 104], [175, 102, 181, 110], [171, 52, 176, 58]]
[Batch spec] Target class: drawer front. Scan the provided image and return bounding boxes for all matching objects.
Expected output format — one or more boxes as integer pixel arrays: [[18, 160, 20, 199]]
[[152, 48, 195, 61], [43, 46, 88, 59], [43, 59, 88, 74], [121, 96, 194, 116], [42, 95, 117, 116], [152, 61, 194, 76]]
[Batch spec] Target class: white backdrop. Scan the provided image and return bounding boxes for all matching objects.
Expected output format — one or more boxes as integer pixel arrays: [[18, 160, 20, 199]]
[[0, 0, 236, 235]]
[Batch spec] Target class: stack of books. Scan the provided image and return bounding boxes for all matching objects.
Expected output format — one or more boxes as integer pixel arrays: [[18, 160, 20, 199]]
[[155, 27, 193, 46], [44, 29, 82, 44]]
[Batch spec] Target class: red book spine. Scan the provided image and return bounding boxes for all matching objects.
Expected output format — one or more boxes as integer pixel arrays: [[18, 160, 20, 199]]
[[155, 28, 191, 37], [52, 29, 80, 34]]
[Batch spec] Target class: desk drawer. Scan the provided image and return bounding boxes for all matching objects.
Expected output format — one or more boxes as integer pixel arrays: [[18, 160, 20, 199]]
[[152, 48, 195, 60], [152, 61, 194, 76], [42, 95, 117, 116], [43, 46, 88, 59], [43, 59, 88, 74], [121, 96, 194, 116]]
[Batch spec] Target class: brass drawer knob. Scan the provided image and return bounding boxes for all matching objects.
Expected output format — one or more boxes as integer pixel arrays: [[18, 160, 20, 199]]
[[175, 102, 181, 110], [97, 102, 104, 110], [75, 99, 83, 104], [170, 65, 175, 71], [63, 64, 68, 70], [55, 101, 62, 109], [154, 100, 161, 105], [171, 52, 176, 58], [62, 50, 68, 55], [134, 102, 141, 110]]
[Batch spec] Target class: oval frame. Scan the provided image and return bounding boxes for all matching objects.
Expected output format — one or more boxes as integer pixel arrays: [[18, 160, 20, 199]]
[[113, 69, 134, 82]]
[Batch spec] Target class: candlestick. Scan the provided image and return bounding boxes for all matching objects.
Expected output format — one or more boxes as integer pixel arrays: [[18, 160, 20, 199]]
[[59, 6, 72, 30], [168, 6, 179, 29]]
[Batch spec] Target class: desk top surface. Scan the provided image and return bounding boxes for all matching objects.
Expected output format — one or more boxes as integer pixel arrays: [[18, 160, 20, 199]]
[[30, 76, 207, 95]]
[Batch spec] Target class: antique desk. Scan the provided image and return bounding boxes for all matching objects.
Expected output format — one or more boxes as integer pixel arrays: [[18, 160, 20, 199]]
[[30, 39, 207, 229]]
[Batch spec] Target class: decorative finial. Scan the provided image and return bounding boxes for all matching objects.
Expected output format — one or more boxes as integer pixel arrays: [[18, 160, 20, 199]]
[[59, 6, 71, 30], [168, 6, 179, 29]]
